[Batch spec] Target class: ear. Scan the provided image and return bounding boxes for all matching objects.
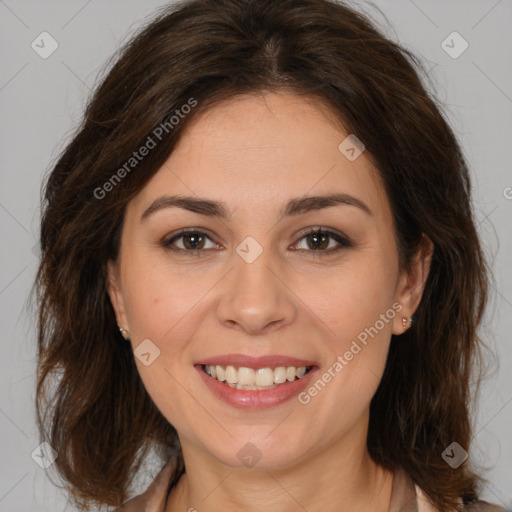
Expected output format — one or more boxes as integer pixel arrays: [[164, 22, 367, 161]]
[[106, 259, 129, 332], [392, 234, 434, 335]]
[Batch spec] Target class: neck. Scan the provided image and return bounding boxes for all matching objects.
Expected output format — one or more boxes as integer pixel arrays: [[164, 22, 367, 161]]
[[166, 434, 394, 512]]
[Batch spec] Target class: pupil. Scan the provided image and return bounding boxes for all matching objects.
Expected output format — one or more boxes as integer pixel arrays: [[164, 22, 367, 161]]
[[185, 233, 203, 250], [309, 233, 327, 250]]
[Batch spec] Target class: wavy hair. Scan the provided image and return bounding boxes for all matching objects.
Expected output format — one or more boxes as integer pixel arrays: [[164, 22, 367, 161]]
[[34, 0, 492, 510]]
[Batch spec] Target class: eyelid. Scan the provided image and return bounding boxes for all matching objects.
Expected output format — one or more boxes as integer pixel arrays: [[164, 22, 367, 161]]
[[290, 226, 352, 254], [161, 226, 352, 256], [161, 228, 220, 255], [293, 226, 350, 244]]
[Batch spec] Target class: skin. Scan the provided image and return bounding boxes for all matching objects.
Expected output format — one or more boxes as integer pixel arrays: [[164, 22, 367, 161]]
[[107, 91, 433, 512]]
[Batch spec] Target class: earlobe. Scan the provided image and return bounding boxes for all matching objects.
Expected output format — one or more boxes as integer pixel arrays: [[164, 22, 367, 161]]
[[392, 234, 434, 335]]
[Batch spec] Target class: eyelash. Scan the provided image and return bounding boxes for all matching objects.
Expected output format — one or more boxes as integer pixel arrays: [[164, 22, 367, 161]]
[[161, 227, 352, 258]]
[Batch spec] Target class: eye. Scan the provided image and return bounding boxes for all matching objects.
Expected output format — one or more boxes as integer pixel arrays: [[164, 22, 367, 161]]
[[291, 227, 352, 256], [161, 226, 352, 257], [162, 229, 220, 256]]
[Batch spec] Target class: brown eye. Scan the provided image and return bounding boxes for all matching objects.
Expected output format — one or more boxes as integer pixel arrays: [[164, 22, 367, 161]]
[[162, 227, 351, 258], [162, 229, 219, 255], [180, 232, 206, 250], [305, 232, 330, 250], [292, 228, 352, 256]]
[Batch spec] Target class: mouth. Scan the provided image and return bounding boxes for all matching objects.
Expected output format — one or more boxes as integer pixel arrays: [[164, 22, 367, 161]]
[[193, 354, 319, 409], [199, 364, 315, 390]]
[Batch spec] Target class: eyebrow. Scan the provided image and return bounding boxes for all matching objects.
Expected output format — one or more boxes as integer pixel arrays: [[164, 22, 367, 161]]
[[140, 192, 372, 222]]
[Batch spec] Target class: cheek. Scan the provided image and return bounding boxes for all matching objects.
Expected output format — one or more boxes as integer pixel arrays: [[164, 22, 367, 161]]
[[302, 252, 398, 415], [122, 251, 208, 341], [299, 250, 398, 346], [122, 264, 205, 429], [298, 276, 396, 436]]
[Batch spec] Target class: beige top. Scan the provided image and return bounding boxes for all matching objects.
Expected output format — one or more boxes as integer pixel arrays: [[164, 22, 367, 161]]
[[115, 456, 506, 512]]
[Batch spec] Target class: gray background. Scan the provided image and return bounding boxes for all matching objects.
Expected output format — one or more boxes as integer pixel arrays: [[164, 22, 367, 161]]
[[0, 0, 511, 510]]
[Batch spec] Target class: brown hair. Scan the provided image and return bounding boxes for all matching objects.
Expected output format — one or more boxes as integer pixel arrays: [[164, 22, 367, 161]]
[[34, 0, 493, 510]]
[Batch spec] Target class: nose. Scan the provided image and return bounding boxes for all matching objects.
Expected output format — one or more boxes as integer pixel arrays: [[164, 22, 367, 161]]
[[215, 248, 297, 335]]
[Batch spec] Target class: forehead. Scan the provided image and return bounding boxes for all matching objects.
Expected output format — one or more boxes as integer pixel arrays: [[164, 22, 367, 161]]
[[127, 92, 389, 225]]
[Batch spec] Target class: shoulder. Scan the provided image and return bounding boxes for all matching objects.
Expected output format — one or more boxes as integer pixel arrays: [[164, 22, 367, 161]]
[[114, 456, 179, 512], [114, 492, 149, 512], [415, 483, 507, 512]]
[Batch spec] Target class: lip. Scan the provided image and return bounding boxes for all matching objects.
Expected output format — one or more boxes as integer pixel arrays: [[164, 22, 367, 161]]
[[195, 353, 318, 369], [195, 362, 320, 409]]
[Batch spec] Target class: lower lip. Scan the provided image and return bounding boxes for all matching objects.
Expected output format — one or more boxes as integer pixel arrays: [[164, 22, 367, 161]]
[[195, 365, 319, 409]]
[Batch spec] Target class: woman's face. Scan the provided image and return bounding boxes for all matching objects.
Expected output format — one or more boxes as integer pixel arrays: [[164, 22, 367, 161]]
[[108, 91, 431, 470]]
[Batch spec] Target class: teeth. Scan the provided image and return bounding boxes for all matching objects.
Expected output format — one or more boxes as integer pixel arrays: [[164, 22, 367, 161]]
[[238, 367, 255, 386], [216, 365, 225, 382], [295, 366, 306, 378], [225, 365, 237, 384], [255, 368, 274, 386], [203, 364, 310, 388], [273, 366, 287, 384]]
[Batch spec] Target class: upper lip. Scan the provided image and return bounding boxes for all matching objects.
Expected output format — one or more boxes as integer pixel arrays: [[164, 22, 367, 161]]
[[195, 353, 318, 369]]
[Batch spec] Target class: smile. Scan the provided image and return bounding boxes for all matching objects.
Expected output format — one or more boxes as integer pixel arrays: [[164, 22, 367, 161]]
[[202, 364, 312, 390], [194, 354, 320, 409]]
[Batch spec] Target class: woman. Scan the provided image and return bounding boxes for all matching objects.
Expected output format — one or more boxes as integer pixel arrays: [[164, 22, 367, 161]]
[[34, 0, 506, 510]]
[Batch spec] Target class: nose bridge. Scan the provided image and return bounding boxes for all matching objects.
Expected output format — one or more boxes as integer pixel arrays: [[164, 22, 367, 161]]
[[235, 242, 274, 294], [216, 238, 296, 333]]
